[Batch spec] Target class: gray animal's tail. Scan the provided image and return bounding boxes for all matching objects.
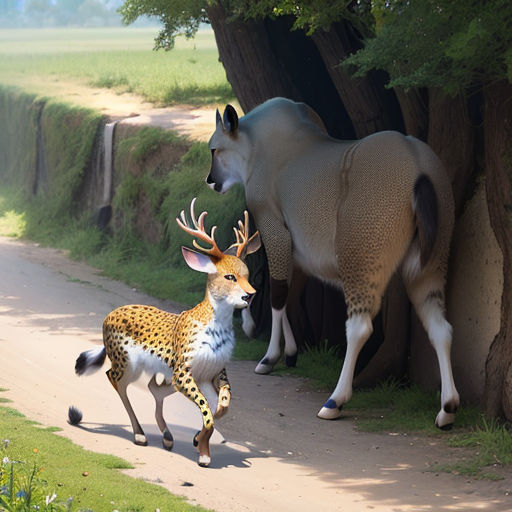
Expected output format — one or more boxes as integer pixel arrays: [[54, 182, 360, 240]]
[[75, 346, 106, 376], [413, 174, 438, 266]]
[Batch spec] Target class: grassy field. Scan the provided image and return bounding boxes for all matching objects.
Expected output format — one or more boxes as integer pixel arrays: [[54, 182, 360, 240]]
[[0, 27, 233, 106]]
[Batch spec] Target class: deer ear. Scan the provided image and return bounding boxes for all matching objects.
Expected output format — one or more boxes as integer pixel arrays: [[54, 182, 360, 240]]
[[245, 232, 261, 256], [182, 247, 218, 274], [223, 104, 238, 135]]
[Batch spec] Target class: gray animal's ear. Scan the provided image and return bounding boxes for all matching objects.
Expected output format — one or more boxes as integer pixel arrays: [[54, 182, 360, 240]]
[[216, 108, 223, 130], [244, 232, 261, 256], [223, 104, 238, 135]]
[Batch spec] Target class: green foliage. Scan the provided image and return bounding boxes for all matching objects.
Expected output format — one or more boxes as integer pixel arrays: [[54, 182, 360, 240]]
[[119, 0, 373, 42], [38, 101, 103, 220], [119, 0, 208, 50], [0, 86, 39, 192], [0, 406, 208, 511], [346, 0, 512, 93], [231, 0, 373, 35]]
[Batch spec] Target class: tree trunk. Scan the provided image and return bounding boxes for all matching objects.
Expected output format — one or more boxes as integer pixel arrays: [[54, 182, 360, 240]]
[[427, 88, 476, 216], [312, 20, 404, 138], [394, 87, 428, 140], [206, 2, 299, 113], [483, 80, 512, 420]]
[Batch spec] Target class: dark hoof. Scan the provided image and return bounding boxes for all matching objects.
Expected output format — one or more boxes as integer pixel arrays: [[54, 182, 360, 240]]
[[285, 353, 298, 368], [193, 430, 201, 447], [163, 430, 174, 451], [437, 422, 453, 431]]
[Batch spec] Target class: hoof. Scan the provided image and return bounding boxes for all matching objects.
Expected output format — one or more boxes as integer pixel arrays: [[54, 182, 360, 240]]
[[198, 454, 211, 467], [134, 434, 147, 446], [255, 357, 276, 375], [285, 353, 298, 368], [317, 399, 343, 420], [193, 430, 201, 447], [162, 430, 174, 451], [435, 409, 455, 430]]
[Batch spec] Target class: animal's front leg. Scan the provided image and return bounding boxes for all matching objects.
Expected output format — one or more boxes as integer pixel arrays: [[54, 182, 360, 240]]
[[172, 370, 214, 430], [173, 369, 216, 467], [213, 368, 231, 419], [193, 426, 215, 467], [252, 215, 297, 374]]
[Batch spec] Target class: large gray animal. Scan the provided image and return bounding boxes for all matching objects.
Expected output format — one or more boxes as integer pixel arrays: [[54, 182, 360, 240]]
[[207, 97, 459, 429]]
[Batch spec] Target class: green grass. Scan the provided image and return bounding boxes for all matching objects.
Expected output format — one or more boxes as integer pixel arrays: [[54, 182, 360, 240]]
[[0, 404, 209, 512], [437, 417, 512, 479], [0, 27, 233, 106]]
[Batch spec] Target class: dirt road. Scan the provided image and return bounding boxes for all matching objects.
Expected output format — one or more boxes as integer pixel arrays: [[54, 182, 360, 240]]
[[0, 236, 511, 512]]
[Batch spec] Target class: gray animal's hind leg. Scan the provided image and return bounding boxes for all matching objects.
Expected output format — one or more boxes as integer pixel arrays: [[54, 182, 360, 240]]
[[405, 272, 460, 429], [148, 374, 174, 450], [318, 313, 373, 420]]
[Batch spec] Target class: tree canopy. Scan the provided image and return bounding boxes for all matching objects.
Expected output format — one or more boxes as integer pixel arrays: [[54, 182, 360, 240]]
[[345, 0, 512, 94]]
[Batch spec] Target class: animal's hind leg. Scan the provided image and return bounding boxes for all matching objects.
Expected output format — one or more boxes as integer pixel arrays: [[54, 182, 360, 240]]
[[148, 374, 174, 450], [318, 312, 373, 420], [406, 277, 460, 429], [107, 369, 147, 446]]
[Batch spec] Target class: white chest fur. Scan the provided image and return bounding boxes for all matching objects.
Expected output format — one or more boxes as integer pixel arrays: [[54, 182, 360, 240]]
[[190, 318, 235, 382]]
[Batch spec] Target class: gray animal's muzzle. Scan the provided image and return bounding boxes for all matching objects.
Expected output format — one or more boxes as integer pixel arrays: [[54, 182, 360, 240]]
[[206, 150, 223, 192]]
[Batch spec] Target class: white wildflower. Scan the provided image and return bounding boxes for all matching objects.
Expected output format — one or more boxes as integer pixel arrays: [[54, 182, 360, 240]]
[[2, 456, 10, 464], [45, 493, 57, 505]]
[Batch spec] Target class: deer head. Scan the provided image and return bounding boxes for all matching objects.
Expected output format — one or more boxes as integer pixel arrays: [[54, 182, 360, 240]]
[[176, 198, 261, 309]]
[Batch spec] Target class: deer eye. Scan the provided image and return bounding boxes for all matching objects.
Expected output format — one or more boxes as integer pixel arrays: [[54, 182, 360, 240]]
[[224, 274, 237, 282]]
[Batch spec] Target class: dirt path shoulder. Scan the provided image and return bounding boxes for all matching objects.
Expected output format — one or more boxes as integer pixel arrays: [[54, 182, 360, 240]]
[[0, 237, 511, 512]]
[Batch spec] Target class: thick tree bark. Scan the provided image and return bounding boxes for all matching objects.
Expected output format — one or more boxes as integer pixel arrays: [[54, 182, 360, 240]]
[[483, 80, 512, 420], [312, 20, 404, 138], [207, 4, 353, 137], [394, 87, 428, 140], [427, 88, 476, 216], [206, 2, 298, 113]]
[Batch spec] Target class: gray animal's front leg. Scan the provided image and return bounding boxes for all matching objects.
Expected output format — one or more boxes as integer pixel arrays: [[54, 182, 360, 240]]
[[252, 214, 298, 374]]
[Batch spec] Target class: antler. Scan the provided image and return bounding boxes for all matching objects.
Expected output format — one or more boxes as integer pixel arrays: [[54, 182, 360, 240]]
[[176, 198, 224, 259], [228, 210, 259, 259]]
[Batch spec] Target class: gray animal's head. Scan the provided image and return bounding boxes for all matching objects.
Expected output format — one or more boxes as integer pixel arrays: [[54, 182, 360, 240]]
[[207, 104, 250, 194], [207, 98, 327, 194]]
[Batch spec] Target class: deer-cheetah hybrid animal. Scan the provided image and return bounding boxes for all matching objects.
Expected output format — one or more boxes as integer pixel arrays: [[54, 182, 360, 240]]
[[72, 199, 261, 466]]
